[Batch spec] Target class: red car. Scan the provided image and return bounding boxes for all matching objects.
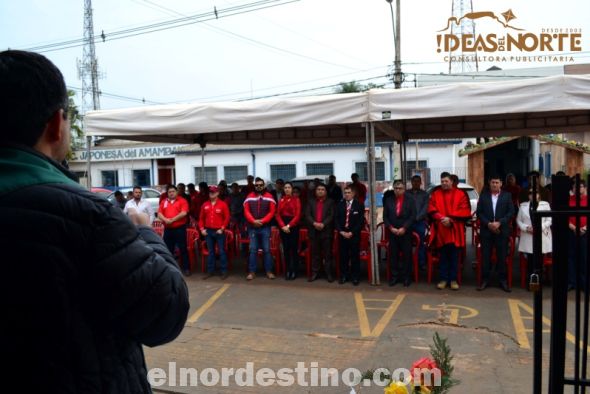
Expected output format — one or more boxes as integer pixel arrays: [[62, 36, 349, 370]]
[[91, 187, 112, 197]]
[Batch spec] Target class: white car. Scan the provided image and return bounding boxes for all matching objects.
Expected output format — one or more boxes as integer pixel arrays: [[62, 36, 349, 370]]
[[107, 187, 162, 214]]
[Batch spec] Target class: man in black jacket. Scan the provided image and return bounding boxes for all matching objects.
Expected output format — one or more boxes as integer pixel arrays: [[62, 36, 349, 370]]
[[335, 186, 365, 285], [383, 180, 416, 287], [0, 50, 189, 393], [305, 183, 335, 282], [476, 175, 515, 292]]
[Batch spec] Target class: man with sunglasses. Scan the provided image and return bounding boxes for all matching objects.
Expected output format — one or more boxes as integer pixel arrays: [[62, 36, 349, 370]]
[[243, 177, 277, 280], [0, 50, 189, 392]]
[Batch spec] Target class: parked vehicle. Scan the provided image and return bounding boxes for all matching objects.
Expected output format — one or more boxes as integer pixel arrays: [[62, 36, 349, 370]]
[[90, 187, 112, 197]]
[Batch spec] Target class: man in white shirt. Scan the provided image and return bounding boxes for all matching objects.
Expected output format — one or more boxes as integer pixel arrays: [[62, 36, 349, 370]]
[[124, 186, 155, 225]]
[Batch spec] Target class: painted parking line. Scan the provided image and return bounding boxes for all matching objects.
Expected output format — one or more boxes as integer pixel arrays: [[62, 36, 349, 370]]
[[187, 284, 231, 324], [508, 298, 590, 352], [354, 292, 406, 338], [421, 304, 479, 324]]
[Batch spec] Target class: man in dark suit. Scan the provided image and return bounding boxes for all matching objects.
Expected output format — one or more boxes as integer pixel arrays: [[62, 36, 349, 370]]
[[335, 186, 365, 285], [383, 180, 416, 287], [476, 175, 515, 292], [305, 183, 335, 282]]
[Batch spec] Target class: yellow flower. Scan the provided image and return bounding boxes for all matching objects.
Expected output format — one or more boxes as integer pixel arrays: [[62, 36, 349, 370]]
[[418, 386, 431, 394], [384, 381, 409, 394]]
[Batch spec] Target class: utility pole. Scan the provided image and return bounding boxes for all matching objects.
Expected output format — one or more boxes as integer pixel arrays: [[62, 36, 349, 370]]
[[386, 0, 402, 89], [78, 0, 103, 187]]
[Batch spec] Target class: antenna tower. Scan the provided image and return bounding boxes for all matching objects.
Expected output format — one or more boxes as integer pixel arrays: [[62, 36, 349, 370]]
[[78, 0, 102, 115], [448, 0, 479, 74]]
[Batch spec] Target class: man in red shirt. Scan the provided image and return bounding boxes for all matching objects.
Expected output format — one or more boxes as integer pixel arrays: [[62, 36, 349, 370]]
[[351, 173, 367, 206], [158, 185, 191, 275], [199, 185, 231, 280], [428, 172, 472, 290], [244, 177, 277, 280], [568, 180, 588, 291]]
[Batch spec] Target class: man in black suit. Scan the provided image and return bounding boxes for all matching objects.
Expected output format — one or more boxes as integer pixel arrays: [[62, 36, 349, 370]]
[[335, 186, 365, 285], [476, 175, 515, 292], [383, 180, 416, 287], [305, 183, 336, 282]]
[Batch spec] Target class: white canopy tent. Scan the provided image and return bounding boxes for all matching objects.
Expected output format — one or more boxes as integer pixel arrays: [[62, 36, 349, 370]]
[[85, 75, 590, 284]]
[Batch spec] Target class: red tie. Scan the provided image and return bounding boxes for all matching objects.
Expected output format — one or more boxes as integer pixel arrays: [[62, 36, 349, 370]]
[[396, 199, 402, 216], [345, 202, 351, 228]]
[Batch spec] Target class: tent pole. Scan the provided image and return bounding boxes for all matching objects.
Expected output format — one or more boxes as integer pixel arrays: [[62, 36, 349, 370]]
[[86, 136, 92, 188], [366, 123, 380, 285]]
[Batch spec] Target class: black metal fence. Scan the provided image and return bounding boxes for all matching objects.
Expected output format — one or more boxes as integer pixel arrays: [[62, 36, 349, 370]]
[[531, 174, 590, 394]]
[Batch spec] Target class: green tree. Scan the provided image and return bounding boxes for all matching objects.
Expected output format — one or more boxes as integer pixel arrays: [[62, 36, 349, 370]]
[[334, 81, 385, 93], [66, 90, 84, 161]]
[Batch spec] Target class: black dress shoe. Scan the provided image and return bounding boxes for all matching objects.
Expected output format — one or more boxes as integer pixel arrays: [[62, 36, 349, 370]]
[[291, 272, 297, 280], [389, 279, 398, 287], [500, 280, 511, 293], [308, 273, 318, 282], [404, 278, 411, 287], [352, 279, 360, 286], [339, 277, 347, 285], [327, 274, 334, 283], [285, 272, 291, 280], [568, 284, 575, 292], [477, 281, 488, 291]]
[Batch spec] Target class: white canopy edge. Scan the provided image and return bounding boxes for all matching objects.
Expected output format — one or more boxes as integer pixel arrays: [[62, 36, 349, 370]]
[[84, 75, 590, 143]]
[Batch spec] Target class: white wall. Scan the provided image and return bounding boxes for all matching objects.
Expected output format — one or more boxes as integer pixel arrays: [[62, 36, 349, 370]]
[[70, 159, 154, 187]]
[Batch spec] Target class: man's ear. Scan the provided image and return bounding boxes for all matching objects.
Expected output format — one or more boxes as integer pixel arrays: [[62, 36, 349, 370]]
[[43, 109, 66, 143]]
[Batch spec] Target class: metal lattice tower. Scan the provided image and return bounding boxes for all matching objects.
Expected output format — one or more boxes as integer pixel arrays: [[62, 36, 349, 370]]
[[78, 0, 101, 115], [448, 0, 479, 74]]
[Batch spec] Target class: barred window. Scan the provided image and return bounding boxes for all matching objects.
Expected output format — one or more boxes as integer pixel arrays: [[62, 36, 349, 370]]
[[354, 162, 386, 181], [132, 169, 151, 186], [224, 166, 248, 183], [270, 164, 296, 181], [306, 162, 334, 176], [101, 170, 118, 187], [194, 166, 218, 185]]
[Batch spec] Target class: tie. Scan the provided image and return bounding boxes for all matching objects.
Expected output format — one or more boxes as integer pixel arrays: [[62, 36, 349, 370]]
[[345, 202, 351, 228]]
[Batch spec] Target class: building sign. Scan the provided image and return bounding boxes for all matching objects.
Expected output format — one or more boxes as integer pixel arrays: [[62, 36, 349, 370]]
[[436, 8, 583, 63], [72, 145, 180, 162]]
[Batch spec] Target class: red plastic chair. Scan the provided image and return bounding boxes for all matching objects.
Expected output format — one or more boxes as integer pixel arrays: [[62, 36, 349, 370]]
[[474, 233, 515, 288], [186, 228, 200, 272], [298, 228, 312, 279], [359, 230, 373, 282], [385, 231, 420, 283], [333, 230, 340, 279], [199, 229, 233, 273]]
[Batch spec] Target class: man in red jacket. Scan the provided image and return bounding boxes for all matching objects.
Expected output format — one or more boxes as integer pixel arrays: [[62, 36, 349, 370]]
[[428, 172, 472, 290], [244, 177, 277, 280], [199, 185, 231, 279]]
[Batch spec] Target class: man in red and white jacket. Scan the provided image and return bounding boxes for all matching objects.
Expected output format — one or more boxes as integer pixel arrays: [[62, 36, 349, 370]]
[[199, 185, 231, 280], [243, 177, 277, 280]]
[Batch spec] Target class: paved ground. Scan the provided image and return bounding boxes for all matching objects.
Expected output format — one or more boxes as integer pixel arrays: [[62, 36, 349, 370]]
[[145, 231, 587, 393]]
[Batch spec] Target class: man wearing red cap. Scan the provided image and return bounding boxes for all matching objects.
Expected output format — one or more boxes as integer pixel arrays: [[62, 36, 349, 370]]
[[199, 185, 230, 279]]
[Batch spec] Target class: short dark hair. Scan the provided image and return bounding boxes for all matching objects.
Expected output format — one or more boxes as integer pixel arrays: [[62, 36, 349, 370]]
[[440, 171, 451, 180], [489, 174, 502, 182], [284, 181, 293, 188], [132, 186, 142, 192], [411, 175, 422, 181], [255, 177, 264, 184], [0, 50, 68, 146], [166, 185, 177, 192], [114, 191, 124, 197], [315, 183, 327, 191]]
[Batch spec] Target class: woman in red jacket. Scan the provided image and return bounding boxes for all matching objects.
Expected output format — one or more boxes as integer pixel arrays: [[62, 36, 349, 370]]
[[276, 182, 302, 280]]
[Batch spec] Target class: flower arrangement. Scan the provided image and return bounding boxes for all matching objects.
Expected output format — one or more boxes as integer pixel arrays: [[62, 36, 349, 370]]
[[382, 333, 459, 394], [536, 134, 590, 154]]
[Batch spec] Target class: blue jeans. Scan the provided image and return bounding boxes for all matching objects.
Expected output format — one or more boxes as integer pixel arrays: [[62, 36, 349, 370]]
[[439, 243, 458, 282], [248, 226, 273, 273], [411, 220, 427, 267], [206, 229, 228, 273]]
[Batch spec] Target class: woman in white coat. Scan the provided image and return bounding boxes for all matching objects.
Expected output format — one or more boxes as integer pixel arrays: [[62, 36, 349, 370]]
[[517, 190, 552, 288]]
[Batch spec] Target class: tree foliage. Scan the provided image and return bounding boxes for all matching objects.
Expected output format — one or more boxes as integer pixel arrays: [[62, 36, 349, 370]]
[[334, 80, 385, 93], [66, 90, 84, 160]]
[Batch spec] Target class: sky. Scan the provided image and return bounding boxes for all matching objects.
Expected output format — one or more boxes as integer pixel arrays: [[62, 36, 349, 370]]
[[1, 0, 589, 113]]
